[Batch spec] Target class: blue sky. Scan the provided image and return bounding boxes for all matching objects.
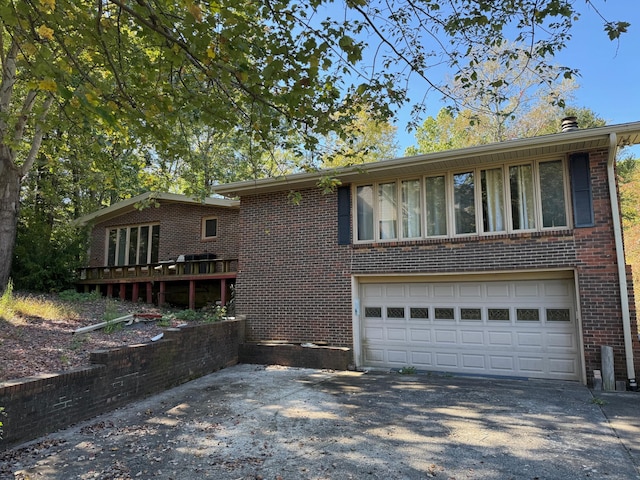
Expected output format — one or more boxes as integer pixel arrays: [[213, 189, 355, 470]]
[[393, 0, 640, 156]]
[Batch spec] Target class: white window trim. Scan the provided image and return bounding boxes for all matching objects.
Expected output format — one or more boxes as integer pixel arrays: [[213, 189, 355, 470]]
[[352, 158, 572, 244], [201, 216, 218, 240], [104, 223, 159, 266]]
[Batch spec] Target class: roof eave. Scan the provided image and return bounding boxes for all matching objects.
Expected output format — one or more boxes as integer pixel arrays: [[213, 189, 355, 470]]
[[73, 192, 240, 226]]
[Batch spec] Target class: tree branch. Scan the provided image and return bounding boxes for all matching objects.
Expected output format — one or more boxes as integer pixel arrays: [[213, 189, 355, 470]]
[[19, 94, 54, 177]]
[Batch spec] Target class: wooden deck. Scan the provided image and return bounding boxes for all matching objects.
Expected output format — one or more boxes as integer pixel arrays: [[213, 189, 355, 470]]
[[76, 259, 238, 309]]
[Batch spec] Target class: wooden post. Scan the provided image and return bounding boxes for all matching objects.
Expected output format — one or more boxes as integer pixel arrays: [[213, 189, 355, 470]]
[[602, 345, 615, 391], [189, 280, 196, 310], [220, 278, 227, 307], [158, 281, 166, 307], [146, 283, 153, 304], [106, 284, 113, 298], [119, 283, 126, 301], [132, 283, 139, 303]]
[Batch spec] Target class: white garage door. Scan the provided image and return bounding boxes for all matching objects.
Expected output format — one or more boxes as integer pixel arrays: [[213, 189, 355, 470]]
[[360, 279, 580, 380]]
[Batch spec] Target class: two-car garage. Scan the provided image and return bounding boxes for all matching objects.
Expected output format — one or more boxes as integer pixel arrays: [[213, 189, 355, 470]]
[[357, 276, 582, 381]]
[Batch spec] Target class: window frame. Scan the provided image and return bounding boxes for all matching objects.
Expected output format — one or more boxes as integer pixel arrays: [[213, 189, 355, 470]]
[[351, 157, 572, 244], [105, 223, 160, 266], [201, 216, 219, 240]]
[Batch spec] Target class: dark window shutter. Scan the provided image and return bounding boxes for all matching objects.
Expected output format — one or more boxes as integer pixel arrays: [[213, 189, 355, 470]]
[[569, 153, 594, 227], [337, 186, 351, 245]]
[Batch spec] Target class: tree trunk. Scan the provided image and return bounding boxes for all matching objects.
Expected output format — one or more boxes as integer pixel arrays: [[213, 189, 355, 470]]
[[0, 160, 22, 293]]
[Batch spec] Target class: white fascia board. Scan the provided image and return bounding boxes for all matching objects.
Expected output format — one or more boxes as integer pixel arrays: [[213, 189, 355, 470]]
[[73, 192, 239, 226]]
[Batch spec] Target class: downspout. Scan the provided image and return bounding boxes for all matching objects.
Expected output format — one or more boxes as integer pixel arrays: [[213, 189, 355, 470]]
[[607, 132, 637, 389]]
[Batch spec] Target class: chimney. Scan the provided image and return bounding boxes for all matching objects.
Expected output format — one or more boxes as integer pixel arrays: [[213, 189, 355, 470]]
[[561, 116, 578, 132]]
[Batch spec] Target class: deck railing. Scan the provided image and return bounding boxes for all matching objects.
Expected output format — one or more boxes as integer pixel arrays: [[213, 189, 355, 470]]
[[76, 258, 238, 282]]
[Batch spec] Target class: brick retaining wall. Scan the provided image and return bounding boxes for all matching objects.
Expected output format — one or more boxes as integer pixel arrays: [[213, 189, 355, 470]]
[[0, 319, 244, 449], [239, 342, 353, 370]]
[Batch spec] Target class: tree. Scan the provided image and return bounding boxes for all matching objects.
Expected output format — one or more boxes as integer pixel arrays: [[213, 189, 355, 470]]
[[319, 106, 399, 168], [405, 108, 472, 156], [0, 0, 630, 291]]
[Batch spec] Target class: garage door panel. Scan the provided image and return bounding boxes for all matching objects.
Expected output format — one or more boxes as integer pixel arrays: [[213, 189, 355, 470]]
[[461, 330, 484, 345], [434, 284, 455, 297], [364, 327, 384, 340], [364, 348, 385, 363], [487, 331, 513, 346], [385, 285, 406, 297], [462, 354, 485, 369], [489, 355, 515, 371], [486, 283, 510, 298], [409, 329, 431, 342], [435, 352, 458, 368], [387, 350, 408, 364], [549, 358, 578, 375], [515, 283, 539, 297], [517, 332, 543, 347], [360, 279, 579, 381], [408, 285, 429, 297], [363, 284, 384, 298], [518, 356, 545, 373], [547, 332, 576, 349], [459, 284, 482, 298], [387, 328, 407, 341], [411, 352, 433, 366], [434, 329, 457, 344], [545, 281, 570, 297]]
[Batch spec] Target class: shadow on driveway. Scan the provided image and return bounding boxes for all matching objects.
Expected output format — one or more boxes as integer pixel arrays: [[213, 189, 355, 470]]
[[2, 364, 638, 479]]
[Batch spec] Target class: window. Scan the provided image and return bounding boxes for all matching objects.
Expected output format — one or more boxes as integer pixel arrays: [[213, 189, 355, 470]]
[[379, 182, 397, 239], [509, 164, 536, 230], [402, 179, 422, 238], [481, 167, 505, 232], [357, 185, 374, 241], [352, 158, 570, 243], [106, 224, 159, 266], [202, 217, 218, 239], [539, 160, 567, 228], [453, 171, 475, 234], [425, 175, 447, 236]]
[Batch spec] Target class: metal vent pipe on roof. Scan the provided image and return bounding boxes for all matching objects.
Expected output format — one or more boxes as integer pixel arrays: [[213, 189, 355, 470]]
[[561, 116, 579, 132]]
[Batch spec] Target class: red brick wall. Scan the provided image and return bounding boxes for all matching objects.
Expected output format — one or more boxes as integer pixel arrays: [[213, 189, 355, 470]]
[[572, 149, 640, 382], [236, 188, 353, 346], [235, 148, 639, 384], [87, 202, 239, 267], [0, 320, 243, 449]]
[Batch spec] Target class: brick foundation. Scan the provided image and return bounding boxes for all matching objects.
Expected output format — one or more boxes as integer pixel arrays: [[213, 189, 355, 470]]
[[239, 342, 352, 370]]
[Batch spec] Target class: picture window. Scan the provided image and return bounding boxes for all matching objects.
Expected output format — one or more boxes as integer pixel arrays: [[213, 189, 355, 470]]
[[353, 159, 569, 243]]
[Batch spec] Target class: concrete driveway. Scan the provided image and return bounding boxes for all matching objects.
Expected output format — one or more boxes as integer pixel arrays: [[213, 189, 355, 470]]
[[2, 364, 639, 479]]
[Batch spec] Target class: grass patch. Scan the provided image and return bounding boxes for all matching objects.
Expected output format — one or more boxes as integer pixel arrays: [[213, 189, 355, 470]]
[[398, 366, 417, 375], [70, 334, 89, 350], [58, 289, 102, 302], [102, 300, 124, 334], [0, 280, 14, 320], [0, 280, 71, 323]]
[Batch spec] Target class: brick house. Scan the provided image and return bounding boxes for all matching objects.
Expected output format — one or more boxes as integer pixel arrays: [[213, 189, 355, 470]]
[[214, 121, 640, 386], [75, 192, 240, 309]]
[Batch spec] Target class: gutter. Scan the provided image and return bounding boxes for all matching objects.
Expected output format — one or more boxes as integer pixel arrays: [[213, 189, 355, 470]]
[[607, 132, 637, 389]]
